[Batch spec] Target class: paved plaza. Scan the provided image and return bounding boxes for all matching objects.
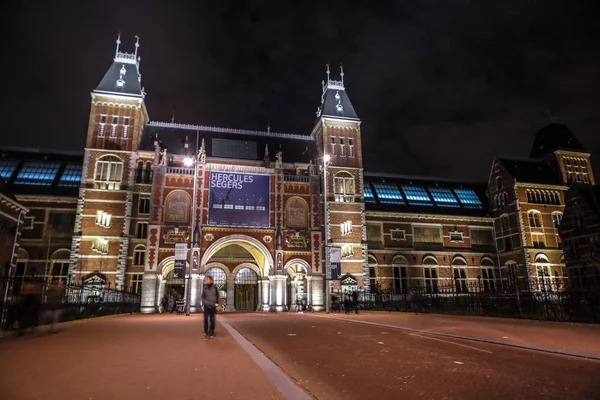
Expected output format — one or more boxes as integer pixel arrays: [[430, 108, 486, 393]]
[[1, 312, 600, 400]]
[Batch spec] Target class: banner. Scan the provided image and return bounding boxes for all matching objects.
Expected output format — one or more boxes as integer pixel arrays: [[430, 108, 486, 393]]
[[174, 243, 187, 279], [327, 247, 341, 280], [208, 172, 270, 228]]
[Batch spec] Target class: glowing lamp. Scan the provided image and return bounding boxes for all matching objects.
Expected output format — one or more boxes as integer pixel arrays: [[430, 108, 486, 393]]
[[323, 154, 331, 163], [183, 157, 194, 167]]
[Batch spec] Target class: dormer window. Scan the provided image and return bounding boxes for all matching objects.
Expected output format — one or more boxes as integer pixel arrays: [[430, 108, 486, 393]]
[[124, 117, 130, 126], [340, 137, 345, 156], [330, 137, 336, 155], [112, 116, 118, 125], [100, 115, 107, 124]]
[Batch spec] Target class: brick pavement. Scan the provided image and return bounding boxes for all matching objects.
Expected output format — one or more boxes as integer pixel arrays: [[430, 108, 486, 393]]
[[224, 313, 600, 400], [0, 314, 285, 400], [317, 312, 600, 358]]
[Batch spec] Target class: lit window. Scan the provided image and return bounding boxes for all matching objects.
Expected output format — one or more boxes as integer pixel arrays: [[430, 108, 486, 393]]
[[341, 245, 354, 258], [133, 246, 146, 266], [453, 189, 483, 209], [100, 115, 107, 124], [401, 185, 433, 206], [334, 172, 355, 202], [429, 187, 460, 208], [413, 226, 442, 244], [390, 229, 405, 241], [528, 210, 542, 228], [363, 183, 376, 203], [58, 164, 82, 188], [14, 161, 61, 186], [372, 183, 404, 204], [526, 189, 560, 205], [136, 222, 148, 239], [450, 231, 463, 242], [552, 212, 563, 228], [131, 273, 143, 294], [95, 210, 112, 228], [94, 156, 123, 190], [0, 159, 20, 180], [532, 233, 545, 248], [139, 198, 150, 214], [92, 238, 109, 254], [452, 258, 468, 293], [340, 221, 352, 236]]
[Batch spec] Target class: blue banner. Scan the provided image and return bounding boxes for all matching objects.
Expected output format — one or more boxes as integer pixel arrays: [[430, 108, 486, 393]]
[[208, 172, 270, 228]]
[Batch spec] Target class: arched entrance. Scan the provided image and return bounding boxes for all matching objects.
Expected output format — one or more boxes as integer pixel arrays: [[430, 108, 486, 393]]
[[164, 270, 185, 304], [234, 267, 259, 311], [286, 263, 308, 311]]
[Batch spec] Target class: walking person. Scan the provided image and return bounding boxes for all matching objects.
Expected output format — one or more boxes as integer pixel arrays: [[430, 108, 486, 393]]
[[46, 281, 65, 333], [201, 276, 220, 338], [352, 290, 359, 314]]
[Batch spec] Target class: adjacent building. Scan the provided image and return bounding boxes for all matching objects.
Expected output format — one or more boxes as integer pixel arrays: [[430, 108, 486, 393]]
[[0, 36, 595, 312]]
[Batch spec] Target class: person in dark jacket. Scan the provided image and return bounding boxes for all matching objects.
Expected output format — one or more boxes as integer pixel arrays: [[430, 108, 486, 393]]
[[46, 281, 65, 333], [201, 276, 221, 338]]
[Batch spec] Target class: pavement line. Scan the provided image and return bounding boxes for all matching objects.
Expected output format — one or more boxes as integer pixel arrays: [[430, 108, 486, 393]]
[[310, 315, 600, 361], [220, 320, 314, 400], [406, 332, 493, 354]]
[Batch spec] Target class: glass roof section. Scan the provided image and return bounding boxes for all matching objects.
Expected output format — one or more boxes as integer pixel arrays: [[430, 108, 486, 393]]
[[14, 161, 61, 186], [372, 183, 405, 204], [429, 187, 461, 208], [58, 164, 83, 188], [363, 183, 376, 203], [0, 159, 20, 180], [401, 185, 433, 206], [454, 189, 483, 209]]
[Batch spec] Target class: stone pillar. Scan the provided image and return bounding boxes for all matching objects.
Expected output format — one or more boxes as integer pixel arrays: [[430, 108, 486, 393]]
[[270, 275, 287, 311], [261, 278, 270, 311], [256, 279, 263, 311], [190, 274, 202, 313], [306, 276, 313, 306], [141, 273, 158, 314], [311, 275, 324, 311], [225, 274, 236, 312], [290, 281, 297, 311]]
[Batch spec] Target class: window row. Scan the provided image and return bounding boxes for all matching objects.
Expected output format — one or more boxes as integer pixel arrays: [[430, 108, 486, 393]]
[[330, 136, 354, 157], [564, 157, 591, 184], [370, 226, 494, 247], [526, 189, 560, 205], [527, 210, 562, 228], [364, 182, 483, 209], [100, 115, 131, 126], [135, 161, 153, 184], [494, 192, 508, 209]]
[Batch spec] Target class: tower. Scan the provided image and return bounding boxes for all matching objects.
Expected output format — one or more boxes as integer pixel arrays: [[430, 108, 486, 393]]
[[312, 64, 369, 295], [69, 35, 150, 290]]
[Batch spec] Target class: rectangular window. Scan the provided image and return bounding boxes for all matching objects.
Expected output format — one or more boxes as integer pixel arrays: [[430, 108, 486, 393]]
[[50, 261, 69, 283], [0, 159, 20, 180], [348, 138, 353, 146], [112, 116, 118, 124], [131, 274, 143, 294], [424, 267, 438, 293], [95, 159, 123, 190], [340, 221, 352, 236], [501, 215, 509, 231], [139, 198, 150, 214], [100, 115, 107, 124], [366, 224, 383, 249], [401, 186, 433, 206], [58, 164, 83, 188], [481, 268, 495, 292], [449, 232, 463, 242], [334, 175, 355, 202], [393, 266, 408, 294], [552, 213, 563, 228], [136, 222, 148, 239], [413, 226, 442, 244], [429, 187, 460, 208], [92, 238, 109, 254], [22, 217, 34, 229], [470, 229, 494, 247], [453, 189, 483, 209], [496, 238, 505, 252], [363, 183, 376, 203], [330, 137, 336, 155], [339, 138, 345, 145], [532, 233, 545, 249], [134, 248, 146, 266], [124, 117, 130, 126], [340, 138, 345, 156], [390, 229, 405, 241], [372, 183, 405, 204]]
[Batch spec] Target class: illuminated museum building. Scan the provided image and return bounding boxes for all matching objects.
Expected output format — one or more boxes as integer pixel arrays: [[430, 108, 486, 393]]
[[1, 37, 595, 312]]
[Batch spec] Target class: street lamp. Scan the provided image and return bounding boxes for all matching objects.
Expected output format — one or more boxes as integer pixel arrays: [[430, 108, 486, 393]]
[[322, 154, 331, 313], [184, 152, 198, 316]]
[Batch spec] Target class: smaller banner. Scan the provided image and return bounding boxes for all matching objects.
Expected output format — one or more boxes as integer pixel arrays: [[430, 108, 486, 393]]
[[328, 247, 341, 280], [174, 243, 187, 279]]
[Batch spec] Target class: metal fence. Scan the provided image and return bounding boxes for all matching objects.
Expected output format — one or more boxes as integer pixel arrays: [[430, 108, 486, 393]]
[[352, 281, 600, 324], [1, 278, 141, 331]]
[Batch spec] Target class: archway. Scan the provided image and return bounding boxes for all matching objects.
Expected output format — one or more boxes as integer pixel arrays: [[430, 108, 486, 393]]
[[285, 260, 309, 311], [233, 266, 259, 311], [201, 234, 274, 276]]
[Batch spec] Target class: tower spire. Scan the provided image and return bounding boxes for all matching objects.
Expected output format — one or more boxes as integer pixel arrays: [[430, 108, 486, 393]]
[[115, 33, 121, 59], [340, 63, 344, 85], [134, 35, 140, 61], [326, 63, 330, 83]]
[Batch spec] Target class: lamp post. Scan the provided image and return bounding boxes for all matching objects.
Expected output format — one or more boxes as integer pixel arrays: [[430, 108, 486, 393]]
[[323, 154, 331, 313], [184, 151, 199, 316]]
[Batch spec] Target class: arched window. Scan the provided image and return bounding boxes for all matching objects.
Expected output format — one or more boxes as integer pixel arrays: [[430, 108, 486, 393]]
[[534, 253, 553, 292], [368, 255, 379, 293], [392, 256, 408, 294], [423, 256, 438, 293], [452, 257, 468, 293], [94, 155, 123, 190], [133, 245, 146, 266], [552, 212, 563, 228], [50, 249, 70, 283], [528, 210, 542, 227], [480, 257, 495, 292], [334, 172, 355, 203], [235, 268, 258, 284], [205, 267, 227, 289], [135, 161, 143, 183]]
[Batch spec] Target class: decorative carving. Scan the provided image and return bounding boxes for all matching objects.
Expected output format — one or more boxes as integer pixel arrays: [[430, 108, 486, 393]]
[[199, 138, 206, 163], [163, 228, 189, 243], [159, 148, 168, 166], [275, 151, 283, 169], [164, 191, 191, 223], [263, 235, 272, 243], [204, 233, 214, 242], [275, 226, 283, 250], [286, 197, 308, 228], [308, 160, 317, 176], [286, 232, 307, 248]]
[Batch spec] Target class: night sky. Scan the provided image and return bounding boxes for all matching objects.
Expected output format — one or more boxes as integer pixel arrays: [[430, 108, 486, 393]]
[[3, 0, 600, 181]]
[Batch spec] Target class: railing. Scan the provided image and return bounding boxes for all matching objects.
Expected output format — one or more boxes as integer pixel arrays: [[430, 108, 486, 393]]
[[284, 175, 310, 183], [166, 166, 194, 176], [343, 280, 600, 324], [0, 278, 141, 331]]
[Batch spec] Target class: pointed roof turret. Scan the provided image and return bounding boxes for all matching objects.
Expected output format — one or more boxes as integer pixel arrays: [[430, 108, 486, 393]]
[[316, 63, 358, 120], [94, 34, 144, 98], [529, 123, 586, 158]]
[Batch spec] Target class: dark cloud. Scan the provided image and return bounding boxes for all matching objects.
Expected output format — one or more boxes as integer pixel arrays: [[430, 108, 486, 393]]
[[2, 0, 600, 181]]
